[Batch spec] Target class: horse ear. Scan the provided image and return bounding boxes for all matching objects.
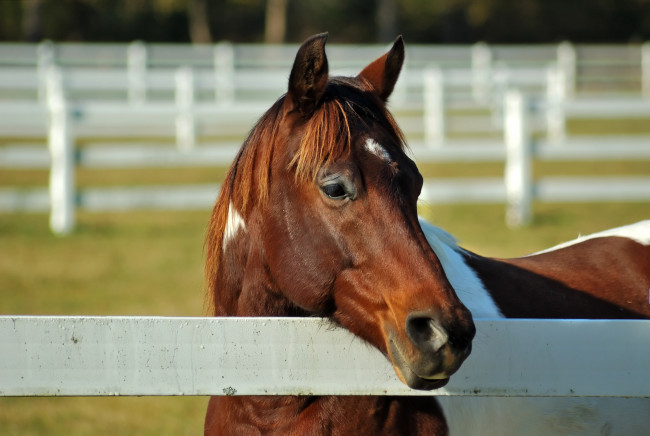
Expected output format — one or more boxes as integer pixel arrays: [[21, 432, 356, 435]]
[[358, 36, 405, 101], [286, 32, 329, 116]]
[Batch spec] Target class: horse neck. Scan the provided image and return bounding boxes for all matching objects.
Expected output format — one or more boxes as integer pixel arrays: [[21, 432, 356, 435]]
[[215, 211, 307, 317]]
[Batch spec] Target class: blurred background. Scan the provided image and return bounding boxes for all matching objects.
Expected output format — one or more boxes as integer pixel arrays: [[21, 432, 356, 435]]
[[1, 0, 649, 434], [2, 0, 650, 44]]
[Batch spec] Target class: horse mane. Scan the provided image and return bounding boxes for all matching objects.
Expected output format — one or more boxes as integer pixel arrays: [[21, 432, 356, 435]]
[[204, 79, 406, 314]]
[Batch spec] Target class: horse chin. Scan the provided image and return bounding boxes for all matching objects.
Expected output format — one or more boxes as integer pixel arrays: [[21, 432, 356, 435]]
[[387, 337, 456, 391], [403, 372, 450, 391]]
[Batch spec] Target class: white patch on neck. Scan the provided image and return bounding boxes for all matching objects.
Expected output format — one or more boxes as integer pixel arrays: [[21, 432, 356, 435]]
[[418, 217, 503, 319], [222, 201, 246, 250], [364, 138, 392, 162], [531, 220, 650, 255]]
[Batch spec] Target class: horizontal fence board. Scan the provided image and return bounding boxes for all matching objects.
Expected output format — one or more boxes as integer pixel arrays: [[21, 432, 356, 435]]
[[3, 176, 650, 212], [1, 316, 649, 397], [536, 176, 650, 202], [80, 184, 219, 211], [4, 139, 650, 170], [420, 178, 506, 204], [0, 188, 49, 211], [3, 139, 649, 170]]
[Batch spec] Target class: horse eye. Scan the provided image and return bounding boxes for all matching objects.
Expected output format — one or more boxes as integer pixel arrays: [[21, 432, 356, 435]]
[[321, 182, 348, 199]]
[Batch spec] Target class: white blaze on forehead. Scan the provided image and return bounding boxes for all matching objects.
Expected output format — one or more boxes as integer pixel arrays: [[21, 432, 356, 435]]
[[364, 138, 392, 162], [222, 201, 246, 250]]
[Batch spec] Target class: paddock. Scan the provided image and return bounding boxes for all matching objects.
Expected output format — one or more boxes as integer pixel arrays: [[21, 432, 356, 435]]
[[3, 40, 647, 432]]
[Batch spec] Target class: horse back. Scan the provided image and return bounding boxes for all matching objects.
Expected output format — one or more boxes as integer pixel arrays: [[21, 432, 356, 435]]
[[470, 236, 650, 319]]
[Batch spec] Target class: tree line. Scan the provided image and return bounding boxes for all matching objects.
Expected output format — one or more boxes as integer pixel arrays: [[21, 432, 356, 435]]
[[3, 0, 649, 44]]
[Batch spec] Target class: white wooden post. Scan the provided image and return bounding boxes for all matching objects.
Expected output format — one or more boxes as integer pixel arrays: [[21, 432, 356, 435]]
[[127, 40, 147, 104], [175, 67, 196, 151], [504, 89, 532, 228], [557, 41, 576, 98], [472, 42, 492, 104], [642, 41, 650, 99], [37, 40, 55, 102], [214, 42, 235, 103], [46, 66, 75, 235], [546, 64, 567, 144], [423, 67, 445, 147]]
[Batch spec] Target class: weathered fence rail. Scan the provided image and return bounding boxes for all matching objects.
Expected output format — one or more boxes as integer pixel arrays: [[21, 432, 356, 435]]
[[2, 316, 649, 397]]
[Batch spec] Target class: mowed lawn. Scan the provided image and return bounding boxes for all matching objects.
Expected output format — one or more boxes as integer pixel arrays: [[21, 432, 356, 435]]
[[1, 156, 649, 433]]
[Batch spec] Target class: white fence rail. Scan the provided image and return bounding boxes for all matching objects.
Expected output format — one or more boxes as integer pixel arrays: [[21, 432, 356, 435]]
[[2, 41, 650, 100], [2, 42, 650, 233], [3, 89, 650, 233], [2, 316, 649, 397]]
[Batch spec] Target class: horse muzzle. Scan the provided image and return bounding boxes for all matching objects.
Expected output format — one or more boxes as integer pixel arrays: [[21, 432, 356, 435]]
[[387, 311, 476, 390]]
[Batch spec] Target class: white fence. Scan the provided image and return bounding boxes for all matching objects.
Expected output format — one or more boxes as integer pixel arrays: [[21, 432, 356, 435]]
[[2, 40, 650, 100], [2, 42, 650, 233], [2, 316, 649, 398]]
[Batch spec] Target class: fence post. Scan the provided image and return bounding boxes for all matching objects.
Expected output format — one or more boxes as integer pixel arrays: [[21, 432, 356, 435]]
[[546, 64, 567, 144], [557, 42, 576, 98], [127, 40, 147, 104], [46, 66, 75, 235], [37, 40, 55, 103], [642, 41, 650, 99], [175, 67, 196, 151], [423, 67, 445, 147], [504, 89, 532, 228], [472, 42, 492, 104], [214, 42, 235, 103]]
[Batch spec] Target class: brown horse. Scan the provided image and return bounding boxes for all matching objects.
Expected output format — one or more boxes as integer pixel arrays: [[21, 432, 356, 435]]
[[204, 33, 475, 435], [204, 33, 650, 435]]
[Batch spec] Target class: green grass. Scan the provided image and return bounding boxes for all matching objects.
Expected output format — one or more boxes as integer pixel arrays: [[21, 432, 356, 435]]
[[1, 211, 212, 435], [0, 397, 207, 436]]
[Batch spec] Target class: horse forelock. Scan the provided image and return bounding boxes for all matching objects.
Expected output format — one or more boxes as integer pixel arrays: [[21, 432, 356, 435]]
[[291, 80, 406, 181], [205, 80, 407, 315]]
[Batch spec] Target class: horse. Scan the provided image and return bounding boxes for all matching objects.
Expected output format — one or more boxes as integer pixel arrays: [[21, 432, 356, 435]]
[[204, 33, 475, 435], [204, 33, 650, 435], [418, 219, 650, 435]]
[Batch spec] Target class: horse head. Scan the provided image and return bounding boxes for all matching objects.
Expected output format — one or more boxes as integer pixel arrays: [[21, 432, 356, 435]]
[[206, 33, 475, 390]]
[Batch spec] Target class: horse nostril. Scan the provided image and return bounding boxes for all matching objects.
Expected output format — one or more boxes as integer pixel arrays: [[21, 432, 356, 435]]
[[405, 314, 449, 353], [448, 321, 476, 354]]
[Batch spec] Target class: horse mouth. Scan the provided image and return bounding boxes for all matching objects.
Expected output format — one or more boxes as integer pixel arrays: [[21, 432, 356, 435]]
[[388, 338, 456, 391], [407, 375, 450, 391]]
